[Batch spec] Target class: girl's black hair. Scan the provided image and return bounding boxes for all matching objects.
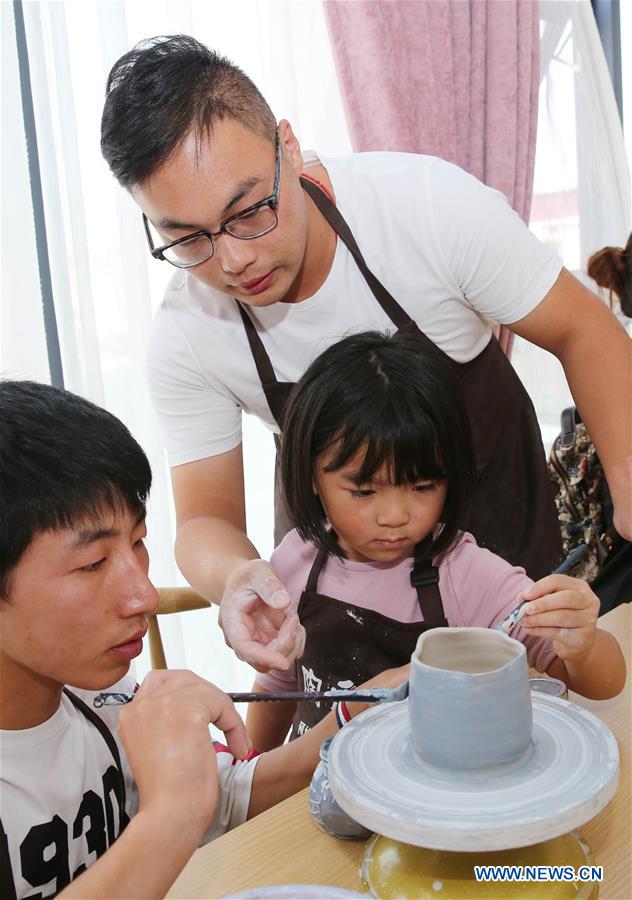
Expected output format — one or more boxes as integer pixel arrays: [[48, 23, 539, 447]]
[[0, 381, 152, 597], [281, 331, 476, 560]]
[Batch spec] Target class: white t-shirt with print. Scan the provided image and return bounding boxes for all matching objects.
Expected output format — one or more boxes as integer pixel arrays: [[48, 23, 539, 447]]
[[147, 152, 562, 466], [0, 675, 259, 899]]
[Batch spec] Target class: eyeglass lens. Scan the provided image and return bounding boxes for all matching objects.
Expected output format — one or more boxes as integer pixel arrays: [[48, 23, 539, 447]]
[[161, 205, 278, 267]]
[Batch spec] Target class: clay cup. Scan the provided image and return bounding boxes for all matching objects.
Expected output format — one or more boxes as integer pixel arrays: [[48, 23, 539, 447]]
[[409, 627, 533, 771]]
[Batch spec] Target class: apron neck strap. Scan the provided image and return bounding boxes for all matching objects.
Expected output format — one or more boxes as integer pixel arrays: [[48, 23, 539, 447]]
[[299, 175, 420, 334], [305, 544, 330, 593], [411, 537, 448, 628]]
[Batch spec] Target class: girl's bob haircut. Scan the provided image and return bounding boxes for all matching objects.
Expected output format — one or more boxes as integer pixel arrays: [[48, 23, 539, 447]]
[[281, 331, 476, 560]]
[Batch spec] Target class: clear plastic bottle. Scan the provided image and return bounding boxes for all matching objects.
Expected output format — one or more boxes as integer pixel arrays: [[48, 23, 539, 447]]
[[308, 737, 372, 840]]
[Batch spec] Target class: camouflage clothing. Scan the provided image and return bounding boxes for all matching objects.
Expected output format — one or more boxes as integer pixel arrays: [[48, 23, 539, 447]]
[[548, 408, 616, 581]]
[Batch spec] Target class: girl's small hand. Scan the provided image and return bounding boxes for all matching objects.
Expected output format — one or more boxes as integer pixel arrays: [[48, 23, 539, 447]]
[[517, 575, 599, 663]]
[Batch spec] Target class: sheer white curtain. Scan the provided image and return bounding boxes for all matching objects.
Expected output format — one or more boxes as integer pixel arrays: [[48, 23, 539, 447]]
[[1, 0, 350, 689], [512, 0, 631, 450]]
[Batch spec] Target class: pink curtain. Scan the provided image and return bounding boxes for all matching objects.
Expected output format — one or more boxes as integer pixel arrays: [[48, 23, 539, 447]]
[[324, 0, 541, 356]]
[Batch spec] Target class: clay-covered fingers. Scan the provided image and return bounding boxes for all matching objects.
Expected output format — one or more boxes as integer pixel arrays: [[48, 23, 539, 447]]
[[519, 576, 599, 660], [225, 559, 292, 612], [520, 575, 598, 629], [219, 559, 303, 671]]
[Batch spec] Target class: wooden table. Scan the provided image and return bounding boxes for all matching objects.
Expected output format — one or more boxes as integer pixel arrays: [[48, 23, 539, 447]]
[[169, 604, 631, 899]]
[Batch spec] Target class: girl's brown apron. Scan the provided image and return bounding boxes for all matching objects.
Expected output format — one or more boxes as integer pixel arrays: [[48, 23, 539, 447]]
[[236, 177, 562, 580], [289, 537, 447, 739]]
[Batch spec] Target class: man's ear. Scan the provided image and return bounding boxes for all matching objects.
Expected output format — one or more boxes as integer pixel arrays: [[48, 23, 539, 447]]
[[278, 119, 304, 175]]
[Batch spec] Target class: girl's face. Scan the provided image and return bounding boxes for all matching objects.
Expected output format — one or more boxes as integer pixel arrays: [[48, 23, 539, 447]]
[[314, 446, 448, 563]]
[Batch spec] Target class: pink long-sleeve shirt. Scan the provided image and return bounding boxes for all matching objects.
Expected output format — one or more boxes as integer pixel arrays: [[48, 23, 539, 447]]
[[255, 530, 557, 692]]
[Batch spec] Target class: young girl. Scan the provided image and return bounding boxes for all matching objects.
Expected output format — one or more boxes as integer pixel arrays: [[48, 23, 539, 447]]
[[248, 332, 625, 750]]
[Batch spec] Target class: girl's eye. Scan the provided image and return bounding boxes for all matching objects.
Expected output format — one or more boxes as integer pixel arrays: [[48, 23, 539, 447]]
[[80, 558, 105, 573], [350, 489, 374, 498], [414, 482, 437, 493]]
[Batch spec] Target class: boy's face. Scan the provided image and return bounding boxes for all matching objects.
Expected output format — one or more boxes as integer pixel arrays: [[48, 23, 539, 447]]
[[0, 506, 159, 692]]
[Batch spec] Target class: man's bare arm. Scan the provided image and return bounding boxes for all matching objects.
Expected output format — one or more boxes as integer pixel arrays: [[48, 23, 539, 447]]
[[171, 445, 305, 670], [509, 268, 632, 540], [172, 445, 255, 601]]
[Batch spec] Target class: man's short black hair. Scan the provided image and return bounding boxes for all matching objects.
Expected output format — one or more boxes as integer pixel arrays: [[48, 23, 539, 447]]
[[101, 34, 277, 188], [0, 381, 152, 597], [281, 331, 476, 560]]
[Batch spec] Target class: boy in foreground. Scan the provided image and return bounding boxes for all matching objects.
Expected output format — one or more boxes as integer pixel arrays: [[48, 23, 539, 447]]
[[0, 381, 402, 899]]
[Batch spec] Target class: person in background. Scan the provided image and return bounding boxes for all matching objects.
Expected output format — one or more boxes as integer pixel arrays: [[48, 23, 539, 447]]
[[0, 380, 405, 900], [246, 333, 625, 750], [583, 233, 632, 611], [588, 232, 632, 320], [100, 35, 631, 674]]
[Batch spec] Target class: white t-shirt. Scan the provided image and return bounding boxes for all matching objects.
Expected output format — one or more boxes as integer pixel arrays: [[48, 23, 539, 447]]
[[147, 152, 562, 466], [0, 675, 259, 899]]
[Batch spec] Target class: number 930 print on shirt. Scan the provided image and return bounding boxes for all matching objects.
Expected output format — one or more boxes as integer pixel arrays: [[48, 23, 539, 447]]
[[1, 688, 133, 900]]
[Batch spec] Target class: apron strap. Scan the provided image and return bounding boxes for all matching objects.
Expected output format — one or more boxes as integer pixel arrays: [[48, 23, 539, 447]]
[[304, 545, 330, 594], [236, 301, 278, 388], [300, 176, 439, 347], [63, 688, 128, 818], [411, 538, 448, 628], [236, 176, 449, 404]]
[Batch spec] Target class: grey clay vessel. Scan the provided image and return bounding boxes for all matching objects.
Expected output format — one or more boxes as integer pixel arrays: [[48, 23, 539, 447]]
[[409, 627, 532, 771]]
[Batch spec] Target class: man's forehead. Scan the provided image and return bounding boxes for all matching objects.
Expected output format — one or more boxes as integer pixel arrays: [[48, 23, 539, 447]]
[[136, 121, 272, 226]]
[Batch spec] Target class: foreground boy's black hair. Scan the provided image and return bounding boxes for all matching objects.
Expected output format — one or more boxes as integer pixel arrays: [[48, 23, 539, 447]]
[[0, 381, 152, 597], [101, 34, 277, 188], [281, 332, 476, 560]]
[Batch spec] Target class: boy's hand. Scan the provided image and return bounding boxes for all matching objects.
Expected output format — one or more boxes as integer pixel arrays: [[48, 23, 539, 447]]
[[517, 575, 599, 663], [219, 559, 306, 673], [118, 670, 249, 839]]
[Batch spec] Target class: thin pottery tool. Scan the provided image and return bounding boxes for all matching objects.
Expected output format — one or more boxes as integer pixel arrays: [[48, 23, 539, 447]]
[[93, 681, 409, 708], [494, 600, 530, 634], [495, 543, 590, 635]]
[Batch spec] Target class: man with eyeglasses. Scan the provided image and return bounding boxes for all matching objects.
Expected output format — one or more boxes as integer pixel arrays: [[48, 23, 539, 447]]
[[101, 35, 631, 676]]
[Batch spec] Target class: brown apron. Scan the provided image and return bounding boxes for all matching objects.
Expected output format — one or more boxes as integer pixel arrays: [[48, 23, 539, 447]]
[[289, 537, 447, 739], [237, 177, 562, 579]]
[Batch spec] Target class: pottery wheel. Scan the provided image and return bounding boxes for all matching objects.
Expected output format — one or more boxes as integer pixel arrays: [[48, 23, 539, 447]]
[[328, 693, 618, 851]]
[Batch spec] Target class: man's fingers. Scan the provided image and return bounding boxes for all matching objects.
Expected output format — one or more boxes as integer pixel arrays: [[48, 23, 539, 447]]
[[266, 612, 304, 659], [233, 639, 293, 672], [240, 561, 292, 610]]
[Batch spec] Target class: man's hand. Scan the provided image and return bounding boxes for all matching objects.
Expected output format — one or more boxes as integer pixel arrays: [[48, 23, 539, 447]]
[[218, 559, 306, 672], [517, 575, 599, 663], [118, 670, 249, 842]]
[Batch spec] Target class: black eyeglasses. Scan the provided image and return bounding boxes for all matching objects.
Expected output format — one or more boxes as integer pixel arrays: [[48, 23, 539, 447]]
[[143, 130, 281, 269]]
